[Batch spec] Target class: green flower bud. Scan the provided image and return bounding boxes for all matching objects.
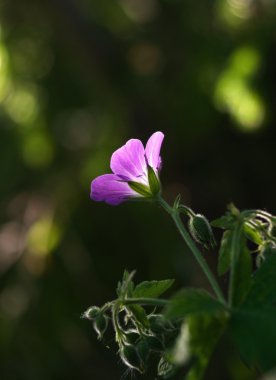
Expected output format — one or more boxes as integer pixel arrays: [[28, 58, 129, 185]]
[[136, 339, 150, 366], [188, 214, 216, 248], [123, 330, 140, 346], [93, 313, 108, 339], [120, 344, 144, 373], [83, 306, 101, 320]]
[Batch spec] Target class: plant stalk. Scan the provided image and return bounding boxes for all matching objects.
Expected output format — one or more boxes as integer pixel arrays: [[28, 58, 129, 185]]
[[158, 197, 226, 304]]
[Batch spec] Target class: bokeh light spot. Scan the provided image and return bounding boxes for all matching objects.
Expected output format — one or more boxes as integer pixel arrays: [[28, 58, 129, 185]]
[[214, 46, 265, 131], [5, 87, 39, 125], [27, 216, 61, 257], [21, 130, 54, 168]]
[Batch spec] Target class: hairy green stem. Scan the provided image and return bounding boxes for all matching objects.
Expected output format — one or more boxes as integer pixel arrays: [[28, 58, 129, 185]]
[[158, 197, 226, 304]]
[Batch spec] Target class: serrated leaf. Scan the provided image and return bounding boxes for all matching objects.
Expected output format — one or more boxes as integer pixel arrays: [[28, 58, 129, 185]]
[[132, 279, 174, 299], [211, 214, 236, 229], [165, 289, 226, 320], [243, 254, 276, 307], [218, 230, 232, 276]]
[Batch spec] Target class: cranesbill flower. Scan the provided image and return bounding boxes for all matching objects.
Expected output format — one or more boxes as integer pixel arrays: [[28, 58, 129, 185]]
[[91, 131, 164, 205]]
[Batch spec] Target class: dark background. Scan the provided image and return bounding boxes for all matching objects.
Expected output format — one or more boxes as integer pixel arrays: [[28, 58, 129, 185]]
[[0, 0, 276, 379]]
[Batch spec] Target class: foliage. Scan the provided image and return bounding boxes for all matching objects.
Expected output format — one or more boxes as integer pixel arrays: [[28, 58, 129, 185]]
[[84, 204, 276, 379]]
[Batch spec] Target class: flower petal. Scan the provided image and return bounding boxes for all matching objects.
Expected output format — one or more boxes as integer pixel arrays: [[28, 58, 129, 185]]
[[91, 174, 139, 205], [145, 131, 164, 171], [110, 139, 147, 181]]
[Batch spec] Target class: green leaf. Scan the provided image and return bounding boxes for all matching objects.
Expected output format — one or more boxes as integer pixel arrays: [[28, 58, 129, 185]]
[[176, 314, 227, 380], [218, 230, 232, 276], [132, 279, 174, 299], [229, 306, 276, 371], [211, 214, 236, 229], [165, 289, 226, 320], [231, 234, 252, 306], [243, 254, 276, 307]]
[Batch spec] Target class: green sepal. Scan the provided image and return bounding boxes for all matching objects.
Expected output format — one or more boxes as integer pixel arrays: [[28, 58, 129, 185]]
[[120, 344, 144, 373], [128, 181, 152, 197], [173, 194, 181, 210], [83, 305, 101, 320], [243, 222, 263, 245], [147, 165, 161, 196], [93, 313, 109, 340]]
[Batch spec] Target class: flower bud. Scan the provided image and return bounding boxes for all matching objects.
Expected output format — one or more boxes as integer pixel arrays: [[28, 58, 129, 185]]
[[83, 306, 101, 320], [188, 214, 216, 248], [93, 313, 108, 340], [120, 344, 144, 373], [136, 339, 150, 366]]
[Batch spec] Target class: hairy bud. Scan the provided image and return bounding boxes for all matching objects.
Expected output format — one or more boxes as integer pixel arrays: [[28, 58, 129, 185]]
[[188, 214, 216, 248], [120, 344, 144, 373], [83, 306, 101, 320], [93, 313, 108, 339]]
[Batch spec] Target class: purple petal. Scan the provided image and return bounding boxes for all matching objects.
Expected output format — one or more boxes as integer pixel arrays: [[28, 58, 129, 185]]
[[91, 174, 139, 205], [110, 139, 147, 181], [145, 131, 164, 172]]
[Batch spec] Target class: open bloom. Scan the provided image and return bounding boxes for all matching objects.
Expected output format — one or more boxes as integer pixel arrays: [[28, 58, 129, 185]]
[[91, 131, 164, 205]]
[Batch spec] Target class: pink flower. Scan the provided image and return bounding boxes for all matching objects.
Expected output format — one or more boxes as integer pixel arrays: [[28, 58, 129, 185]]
[[91, 131, 164, 205]]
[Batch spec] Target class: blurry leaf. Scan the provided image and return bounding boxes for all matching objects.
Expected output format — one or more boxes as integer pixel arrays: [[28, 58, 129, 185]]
[[218, 230, 233, 276], [165, 289, 226, 320], [229, 306, 276, 371], [127, 305, 149, 329], [243, 254, 276, 307], [231, 234, 252, 306], [132, 279, 174, 299], [211, 214, 236, 229], [243, 222, 263, 245], [185, 314, 227, 380]]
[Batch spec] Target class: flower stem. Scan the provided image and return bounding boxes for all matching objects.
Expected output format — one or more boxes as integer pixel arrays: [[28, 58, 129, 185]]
[[158, 197, 226, 304]]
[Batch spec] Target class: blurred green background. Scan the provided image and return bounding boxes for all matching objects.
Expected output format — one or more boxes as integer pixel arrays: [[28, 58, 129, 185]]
[[0, 0, 276, 379]]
